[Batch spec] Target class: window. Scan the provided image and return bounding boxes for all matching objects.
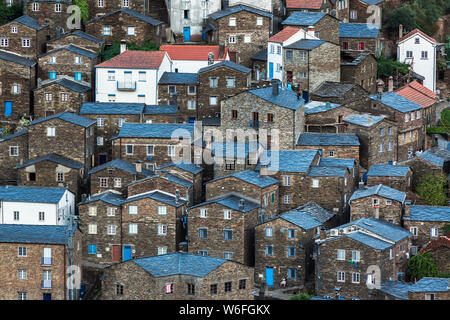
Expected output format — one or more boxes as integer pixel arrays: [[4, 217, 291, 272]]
[[312, 179, 319, 188], [299, 72, 307, 78], [224, 252, 233, 260], [421, 51, 428, 59], [199, 208, 207, 218], [380, 128, 384, 137], [288, 268, 296, 279], [98, 0, 104, 7], [265, 227, 273, 237], [56, 172, 64, 182], [158, 206, 167, 215], [209, 77, 218, 88], [425, 293, 435, 300], [116, 284, 123, 295], [256, 17, 263, 25], [210, 284, 218, 295], [198, 228, 208, 239], [108, 94, 116, 102], [244, 34, 251, 43], [352, 251, 360, 262], [127, 27, 135, 36], [358, 42, 365, 50], [158, 224, 167, 235], [379, 143, 384, 153], [415, 37, 420, 44], [226, 77, 235, 88], [129, 224, 138, 234], [405, 113, 409, 122], [165, 283, 173, 294], [21, 38, 30, 47], [187, 85, 196, 95], [431, 228, 439, 237], [417, 110, 421, 119], [283, 175, 291, 186], [125, 145, 133, 155], [0, 38, 9, 47], [337, 271, 345, 282], [18, 247, 27, 257], [11, 26, 17, 33], [224, 281, 232, 293], [61, 93, 69, 102], [284, 195, 291, 204], [122, 0, 129, 7], [146, 145, 154, 155], [168, 145, 175, 156], [224, 230, 233, 240], [337, 249, 345, 260], [411, 112, 415, 121], [9, 146, 18, 156], [209, 96, 218, 106], [228, 35, 236, 44], [88, 224, 97, 234], [288, 229, 295, 239], [103, 26, 111, 36], [89, 206, 97, 216], [107, 71, 115, 81], [198, 250, 208, 256], [44, 93, 52, 102], [18, 269, 27, 280], [406, 50, 413, 58], [18, 292, 27, 300], [13, 211, 19, 221], [388, 141, 393, 151], [270, 44, 274, 54], [107, 225, 116, 235], [113, 178, 121, 188], [350, 10, 357, 19], [99, 177, 108, 188], [410, 227, 418, 236], [277, 45, 281, 55], [116, 118, 125, 128], [229, 17, 236, 26], [286, 50, 293, 60], [265, 245, 273, 256], [128, 205, 138, 215], [187, 284, 195, 295], [276, 63, 281, 72], [389, 248, 393, 259], [158, 247, 167, 255], [342, 41, 349, 50], [96, 117, 104, 127], [107, 207, 116, 216], [288, 247, 296, 257], [223, 210, 231, 220], [74, 72, 82, 81], [386, 200, 392, 205], [32, 2, 39, 11], [352, 272, 360, 283], [97, 137, 104, 146], [231, 110, 238, 119], [13, 84, 20, 94], [88, 244, 97, 254], [187, 100, 196, 109], [329, 151, 335, 157]]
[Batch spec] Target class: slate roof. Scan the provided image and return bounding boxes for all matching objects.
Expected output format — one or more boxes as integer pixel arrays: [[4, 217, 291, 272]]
[[49, 30, 105, 44], [198, 60, 251, 74], [408, 278, 450, 292], [350, 184, 406, 203], [367, 164, 410, 177], [96, 50, 167, 69], [248, 85, 304, 110], [189, 194, 260, 213], [123, 191, 187, 207], [304, 101, 341, 115], [159, 162, 204, 174], [284, 39, 326, 51], [89, 159, 153, 176], [286, 0, 323, 9], [297, 133, 360, 146], [251, 49, 267, 61], [0, 129, 28, 142], [143, 105, 178, 115], [159, 45, 229, 61], [127, 173, 192, 189], [10, 15, 47, 30], [78, 190, 124, 206], [206, 170, 279, 188], [202, 117, 221, 126], [339, 23, 379, 38], [278, 209, 322, 230], [80, 102, 145, 115], [256, 150, 319, 173], [208, 4, 272, 19], [16, 154, 84, 170], [403, 205, 450, 222], [0, 186, 67, 203], [312, 81, 357, 98], [29, 111, 95, 128], [39, 44, 98, 59], [417, 147, 450, 166], [0, 225, 75, 245], [343, 114, 385, 127], [86, 8, 163, 26], [267, 26, 300, 43], [360, 0, 384, 5], [282, 12, 327, 26], [35, 77, 91, 93], [368, 92, 422, 113], [0, 49, 36, 66], [295, 201, 336, 224], [113, 123, 194, 139], [319, 158, 355, 170], [346, 231, 394, 250], [158, 72, 199, 84], [212, 142, 258, 159], [307, 166, 348, 177], [133, 252, 228, 277], [379, 281, 411, 300]]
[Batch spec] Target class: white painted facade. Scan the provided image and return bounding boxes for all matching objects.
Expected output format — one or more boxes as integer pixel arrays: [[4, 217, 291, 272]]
[[227, 0, 272, 12], [397, 32, 438, 92], [95, 53, 172, 105], [171, 52, 230, 73], [267, 28, 318, 82], [0, 190, 75, 225]]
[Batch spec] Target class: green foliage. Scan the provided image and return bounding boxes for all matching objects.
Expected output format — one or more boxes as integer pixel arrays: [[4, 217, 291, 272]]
[[427, 109, 450, 134], [415, 173, 448, 206], [443, 223, 450, 237], [376, 54, 410, 78], [383, 5, 417, 38], [100, 40, 159, 61], [289, 293, 312, 300], [407, 251, 439, 281], [0, 2, 22, 25], [73, 0, 89, 23]]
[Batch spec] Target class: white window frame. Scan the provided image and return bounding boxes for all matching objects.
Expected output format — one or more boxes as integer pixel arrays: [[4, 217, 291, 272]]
[[312, 179, 319, 188], [21, 38, 30, 47], [9, 146, 19, 156], [337, 271, 345, 282], [46, 127, 56, 137], [352, 272, 360, 283], [113, 178, 122, 188], [129, 223, 138, 234], [224, 209, 231, 220], [107, 225, 117, 235], [107, 207, 116, 216], [337, 249, 345, 260], [88, 224, 98, 234], [199, 208, 207, 218], [158, 205, 167, 215], [229, 17, 236, 26], [158, 224, 167, 235]]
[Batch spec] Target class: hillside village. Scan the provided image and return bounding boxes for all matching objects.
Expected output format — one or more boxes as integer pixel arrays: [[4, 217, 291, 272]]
[[0, 0, 449, 301]]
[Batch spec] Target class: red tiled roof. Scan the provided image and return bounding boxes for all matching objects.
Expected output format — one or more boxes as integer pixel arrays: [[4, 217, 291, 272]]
[[419, 236, 450, 254], [408, 80, 437, 99], [159, 45, 229, 61], [286, 0, 322, 9], [395, 86, 436, 108], [399, 29, 437, 44], [268, 27, 300, 43], [96, 50, 166, 69]]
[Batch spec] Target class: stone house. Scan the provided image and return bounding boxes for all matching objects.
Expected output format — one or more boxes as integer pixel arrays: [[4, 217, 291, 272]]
[[16, 153, 85, 202], [341, 51, 377, 94], [87, 0, 150, 19], [295, 201, 339, 229], [250, 49, 267, 82], [403, 205, 450, 255], [33, 77, 91, 119], [335, 0, 350, 22], [319, 157, 358, 187], [348, 0, 384, 24], [205, 170, 279, 219], [209, 142, 260, 178], [407, 278, 450, 300], [27, 112, 96, 169], [84, 8, 164, 46], [0, 15, 48, 58], [198, 61, 251, 119], [366, 164, 412, 191], [157, 72, 198, 122], [46, 30, 105, 53], [285, 0, 335, 15], [110, 123, 195, 170], [88, 158, 153, 195], [281, 12, 340, 45], [315, 217, 411, 300], [255, 208, 322, 289], [0, 224, 82, 300], [206, 4, 272, 67], [141, 105, 179, 124], [220, 84, 305, 150], [339, 23, 382, 56], [100, 252, 254, 300], [0, 129, 28, 184], [304, 101, 357, 133], [419, 237, 450, 274], [349, 184, 406, 225], [187, 193, 261, 266], [37, 44, 99, 85], [0, 50, 37, 124], [343, 114, 398, 169], [310, 81, 368, 105]]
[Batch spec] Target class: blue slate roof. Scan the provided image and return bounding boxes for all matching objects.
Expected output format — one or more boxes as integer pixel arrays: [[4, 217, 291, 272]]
[[368, 92, 422, 113], [80, 102, 145, 115], [158, 72, 198, 84], [39, 44, 98, 59], [417, 147, 450, 166], [0, 50, 36, 66], [16, 153, 84, 170], [36, 77, 91, 93], [86, 8, 163, 26], [189, 194, 260, 213], [123, 191, 187, 207], [89, 159, 153, 176], [134, 252, 228, 277], [127, 173, 193, 188], [143, 105, 178, 115], [251, 49, 267, 61], [360, 0, 384, 5], [78, 190, 124, 206], [68, 30, 105, 44], [307, 165, 347, 177], [212, 142, 258, 159], [319, 158, 355, 170], [207, 170, 279, 188], [208, 4, 272, 20], [11, 15, 47, 30], [297, 133, 360, 146], [304, 101, 341, 115], [29, 111, 95, 128], [339, 23, 380, 38], [198, 60, 251, 74], [295, 202, 336, 224], [346, 231, 393, 250], [0, 224, 75, 245], [343, 114, 385, 127], [284, 39, 326, 51], [113, 123, 194, 139], [0, 186, 67, 203], [257, 150, 319, 173], [403, 205, 450, 222], [379, 281, 411, 300], [282, 12, 327, 26], [248, 85, 304, 110], [279, 209, 322, 230], [408, 278, 450, 292], [350, 184, 406, 203], [367, 164, 410, 177], [0, 129, 28, 142], [159, 162, 204, 174]]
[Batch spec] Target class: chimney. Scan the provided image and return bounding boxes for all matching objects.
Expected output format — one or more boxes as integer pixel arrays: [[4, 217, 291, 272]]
[[135, 160, 142, 173], [272, 81, 279, 96], [38, 15, 45, 26], [120, 40, 127, 54], [388, 76, 394, 92], [260, 164, 268, 176], [175, 189, 180, 204], [238, 199, 245, 211], [399, 24, 403, 40], [320, 226, 327, 240], [377, 81, 383, 99], [307, 26, 315, 38]]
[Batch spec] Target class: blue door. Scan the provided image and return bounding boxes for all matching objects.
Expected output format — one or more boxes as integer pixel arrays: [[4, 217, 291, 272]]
[[4, 101, 12, 117], [183, 27, 190, 42], [43, 293, 52, 300], [188, 117, 195, 123], [49, 72, 57, 79], [266, 267, 274, 287], [388, 161, 393, 165], [123, 245, 132, 261], [269, 62, 274, 79]]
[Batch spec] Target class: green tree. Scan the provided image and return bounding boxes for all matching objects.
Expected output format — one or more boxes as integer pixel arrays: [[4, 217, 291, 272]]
[[383, 5, 417, 38], [0, 2, 22, 25], [100, 39, 159, 61], [415, 173, 448, 206], [289, 293, 312, 300], [73, 0, 89, 23], [443, 223, 450, 237], [407, 251, 439, 281], [376, 54, 410, 78]]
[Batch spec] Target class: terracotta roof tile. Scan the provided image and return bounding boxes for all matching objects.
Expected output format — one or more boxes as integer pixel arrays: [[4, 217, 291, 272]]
[[159, 45, 229, 61], [267, 26, 300, 43], [95, 50, 166, 69], [419, 236, 450, 253], [286, 0, 322, 9], [408, 80, 437, 99], [399, 29, 437, 44], [395, 86, 436, 108]]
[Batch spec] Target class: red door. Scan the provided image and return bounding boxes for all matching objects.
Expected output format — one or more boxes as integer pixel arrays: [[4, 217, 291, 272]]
[[112, 245, 121, 263]]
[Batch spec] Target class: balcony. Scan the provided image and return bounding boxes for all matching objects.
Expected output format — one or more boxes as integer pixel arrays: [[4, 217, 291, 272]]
[[249, 120, 259, 129], [42, 280, 52, 289], [42, 257, 52, 266], [117, 81, 136, 91]]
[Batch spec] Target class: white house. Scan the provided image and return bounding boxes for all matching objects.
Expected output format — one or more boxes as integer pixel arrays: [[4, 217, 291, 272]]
[[159, 44, 230, 73], [397, 29, 439, 92], [95, 49, 172, 105], [267, 26, 319, 82], [0, 186, 75, 225]]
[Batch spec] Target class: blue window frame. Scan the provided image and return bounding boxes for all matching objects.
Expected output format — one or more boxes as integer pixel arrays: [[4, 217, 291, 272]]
[[138, 71, 146, 82], [265, 245, 273, 256], [265, 227, 273, 237], [49, 72, 57, 79], [288, 247, 296, 257], [88, 244, 97, 254], [74, 72, 82, 81], [198, 228, 208, 239], [288, 229, 296, 239], [288, 268, 296, 279], [224, 229, 233, 240]]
